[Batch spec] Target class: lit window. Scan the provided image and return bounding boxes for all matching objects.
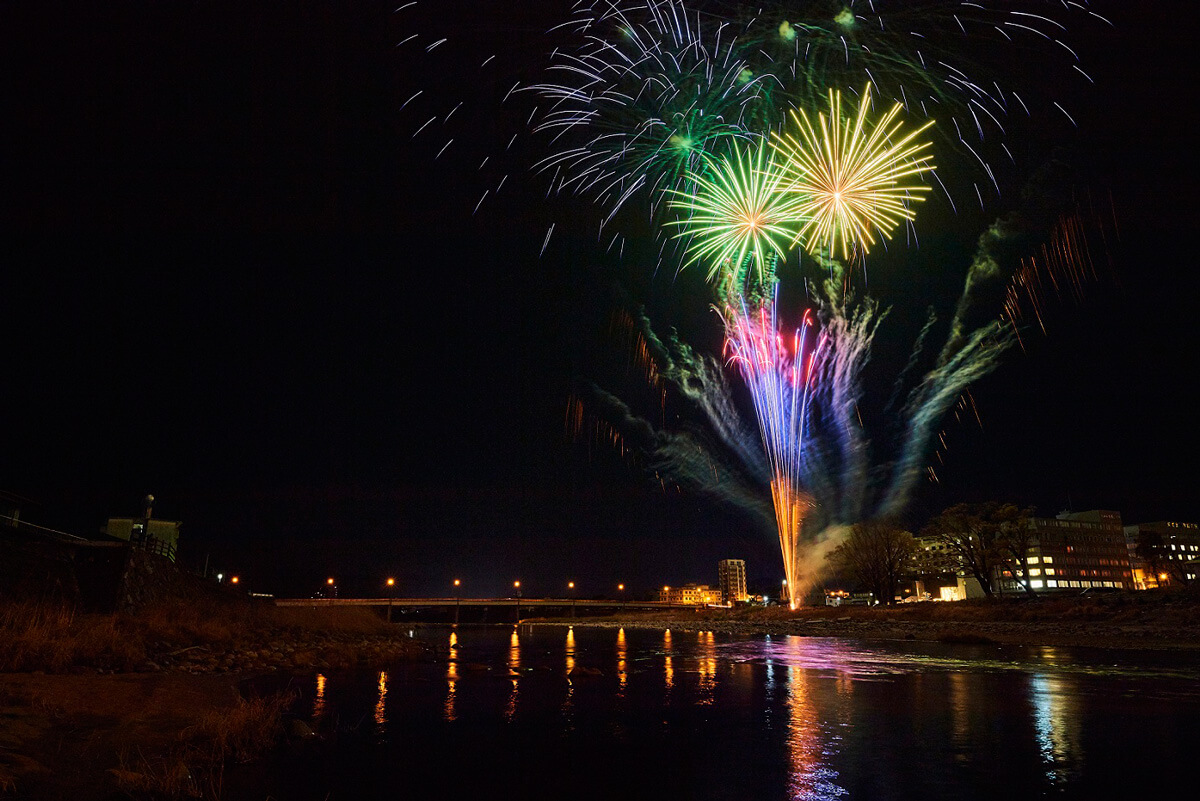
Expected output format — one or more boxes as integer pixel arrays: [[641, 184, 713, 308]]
[[1045, 569, 1055, 576], [1043, 556, 1054, 564], [1027, 556, 1040, 564], [1032, 580, 1044, 589], [1029, 569, 1042, 577], [1047, 580, 1058, 588]]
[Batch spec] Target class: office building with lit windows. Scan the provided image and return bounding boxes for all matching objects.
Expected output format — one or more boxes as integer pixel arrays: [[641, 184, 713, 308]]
[[998, 509, 1132, 592], [1122, 520, 1200, 589], [658, 584, 722, 605], [718, 559, 748, 603]]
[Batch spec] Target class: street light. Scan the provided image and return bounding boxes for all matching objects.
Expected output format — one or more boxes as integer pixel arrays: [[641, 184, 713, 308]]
[[568, 581, 576, 618], [326, 577, 336, 606], [618, 583, 626, 612], [230, 576, 239, 585], [386, 578, 396, 623], [514, 580, 522, 624], [453, 579, 461, 625]]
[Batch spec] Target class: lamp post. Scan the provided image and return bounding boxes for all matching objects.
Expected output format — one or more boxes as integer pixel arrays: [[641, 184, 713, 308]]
[[386, 577, 395, 623], [327, 577, 336, 606], [453, 579, 461, 625], [514, 580, 522, 624], [618, 583, 625, 612], [568, 581, 576, 618]]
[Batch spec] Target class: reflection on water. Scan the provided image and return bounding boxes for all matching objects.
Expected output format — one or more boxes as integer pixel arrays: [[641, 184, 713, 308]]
[[1031, 670, 1081, 785], [783, 640, 847, 800], [288, 628, 1200, 801], [562, 626, 576, 725], [949, 671, 971, 762], [444, 630, 458, 723], [506, 627, 521, 722], [312, 672, 326, 723], [698, 631, 717, 703], [663, 628, 674, 692], [374, 671, 388, 733], [615, 628, 628, 695]]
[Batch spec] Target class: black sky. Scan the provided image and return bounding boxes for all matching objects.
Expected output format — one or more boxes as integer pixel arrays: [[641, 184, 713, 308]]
[[1, 2, 1196, 598]]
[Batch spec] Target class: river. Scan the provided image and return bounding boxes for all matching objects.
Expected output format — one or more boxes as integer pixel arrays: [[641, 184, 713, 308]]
[[243, 624, 1200, 799]]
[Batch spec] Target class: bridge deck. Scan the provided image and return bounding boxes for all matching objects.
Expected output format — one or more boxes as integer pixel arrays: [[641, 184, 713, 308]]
[[274, 597, 692, 609]]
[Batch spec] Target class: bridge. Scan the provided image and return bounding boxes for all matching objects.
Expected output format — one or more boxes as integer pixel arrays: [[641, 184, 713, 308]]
[[274, 597, 690, 611], [273, 596, 696, 622]]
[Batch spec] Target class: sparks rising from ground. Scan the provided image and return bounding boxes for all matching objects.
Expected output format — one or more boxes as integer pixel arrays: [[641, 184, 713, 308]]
[[772, 85, 936, 260], [723, 296, 823, 609]]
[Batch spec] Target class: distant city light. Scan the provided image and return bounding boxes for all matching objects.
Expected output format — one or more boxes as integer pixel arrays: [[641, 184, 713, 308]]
[[230, 576, 239, 584]]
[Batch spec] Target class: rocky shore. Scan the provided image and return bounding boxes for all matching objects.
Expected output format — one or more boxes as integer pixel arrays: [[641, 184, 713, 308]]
[[527, 594, 1200, 651], [116, 628, 427, 675]]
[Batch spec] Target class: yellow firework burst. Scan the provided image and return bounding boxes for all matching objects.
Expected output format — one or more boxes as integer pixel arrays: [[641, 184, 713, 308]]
[[666, 142, 808, 288], [772, 84, 936, 260]]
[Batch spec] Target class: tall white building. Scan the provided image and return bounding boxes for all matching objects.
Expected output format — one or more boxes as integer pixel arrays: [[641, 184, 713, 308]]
[[718, 559, 748, 603]]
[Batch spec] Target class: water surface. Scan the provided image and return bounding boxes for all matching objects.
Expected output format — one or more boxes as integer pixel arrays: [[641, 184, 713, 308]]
[[254, 625, 1200, 800]]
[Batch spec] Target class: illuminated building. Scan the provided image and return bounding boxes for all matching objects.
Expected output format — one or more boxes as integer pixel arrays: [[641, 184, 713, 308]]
[[658, 583, 723, 605], [718, 559, 748, 604], [102, 517, 180, 562], [1122, 520, 1200, 589], [998, 510, 1132, 592]]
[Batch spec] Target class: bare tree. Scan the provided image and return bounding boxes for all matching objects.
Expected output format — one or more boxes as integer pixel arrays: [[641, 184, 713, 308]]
[[828, 519, 916, 605], [922, 502, 1027, 599], [993, 506, 1037, 596]]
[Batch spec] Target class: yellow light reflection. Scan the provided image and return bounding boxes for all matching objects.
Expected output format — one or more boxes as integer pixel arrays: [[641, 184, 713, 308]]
[[374, 670, 388, 732], [616, 627, 628, 695], [697, 630, 717, 703], [562, 626, 576, 723], [505, 627, 521, 722], [313, 672, 326, 723], [663, 629, 674, 691]]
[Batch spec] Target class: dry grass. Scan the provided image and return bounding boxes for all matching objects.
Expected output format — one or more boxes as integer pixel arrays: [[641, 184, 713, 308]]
[[186, 692, 296, 764], [0, 597, 396, 673], [111, 691, 295, 800]]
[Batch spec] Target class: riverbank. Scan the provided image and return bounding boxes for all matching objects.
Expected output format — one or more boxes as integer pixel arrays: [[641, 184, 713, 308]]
[[1, 600, 429, 798], [1, 598, 428, 674], [526, 592, 1200, 650]]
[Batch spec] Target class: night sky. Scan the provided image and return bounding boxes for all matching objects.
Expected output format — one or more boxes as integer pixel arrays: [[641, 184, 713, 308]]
[[1, 2, 1196, 599]]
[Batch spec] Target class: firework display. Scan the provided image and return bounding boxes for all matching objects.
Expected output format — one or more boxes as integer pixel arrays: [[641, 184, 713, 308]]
[[723, 298, 823, 608], [665, 142, 806, 290], [771, 85, 936, 260], [510, 0, 1107, 601]]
